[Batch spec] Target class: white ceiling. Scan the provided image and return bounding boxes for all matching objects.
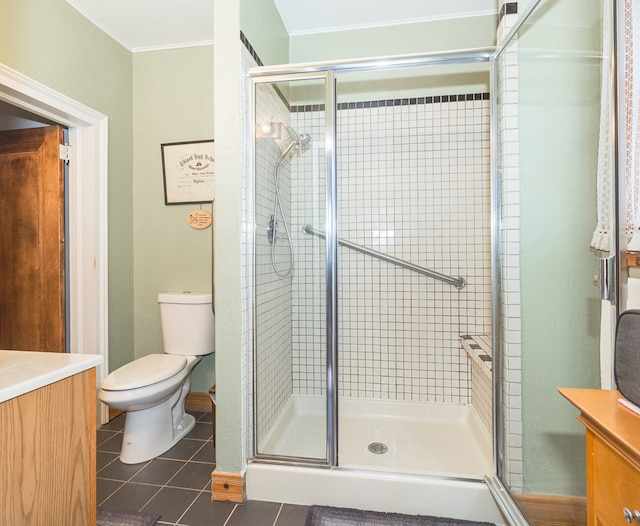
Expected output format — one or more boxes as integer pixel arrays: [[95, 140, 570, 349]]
[[65, 0, 498, 52], [65, 0, 215, 52]]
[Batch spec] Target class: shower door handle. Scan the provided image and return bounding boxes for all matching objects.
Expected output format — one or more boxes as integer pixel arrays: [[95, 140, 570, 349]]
[[598, 255, 615, 303]]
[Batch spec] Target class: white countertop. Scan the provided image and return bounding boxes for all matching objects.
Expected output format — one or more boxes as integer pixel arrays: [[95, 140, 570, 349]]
[[0, 350, 102, 403]]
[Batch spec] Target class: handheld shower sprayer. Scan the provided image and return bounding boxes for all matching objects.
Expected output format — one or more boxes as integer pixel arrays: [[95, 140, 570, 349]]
[[268, 126, 312, 278], [275, 127, 312, 165], [287, 126, 312, 146]]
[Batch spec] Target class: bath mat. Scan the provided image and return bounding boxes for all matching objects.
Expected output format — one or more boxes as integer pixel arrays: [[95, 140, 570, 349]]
[[96, 508, 160, 526], [305, 506, 496, 526]]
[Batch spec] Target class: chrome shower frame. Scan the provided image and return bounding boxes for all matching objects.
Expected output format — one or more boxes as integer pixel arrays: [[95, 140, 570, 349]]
[[249, 44, 503, 488], [251, 69, 337, 467]]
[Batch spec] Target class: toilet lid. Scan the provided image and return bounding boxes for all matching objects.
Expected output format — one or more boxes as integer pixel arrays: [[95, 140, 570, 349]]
[[101, 354, 187, 391]]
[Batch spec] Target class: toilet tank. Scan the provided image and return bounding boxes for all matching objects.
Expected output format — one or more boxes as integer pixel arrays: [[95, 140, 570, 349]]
[[158, 292, 215, 356]]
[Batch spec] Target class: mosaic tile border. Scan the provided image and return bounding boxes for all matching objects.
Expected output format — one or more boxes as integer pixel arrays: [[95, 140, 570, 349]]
[[291, 93, 490, 113], [241, 30, 492, 116], [240, 31, 263, 67], [499, 2, 518, 23]]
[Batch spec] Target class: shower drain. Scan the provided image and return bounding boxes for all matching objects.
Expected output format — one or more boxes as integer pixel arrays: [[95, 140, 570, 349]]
[[367, 442, 388, 454]]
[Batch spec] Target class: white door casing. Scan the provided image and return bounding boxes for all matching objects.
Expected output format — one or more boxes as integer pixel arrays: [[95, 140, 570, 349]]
[[0, 63, 109, 423]]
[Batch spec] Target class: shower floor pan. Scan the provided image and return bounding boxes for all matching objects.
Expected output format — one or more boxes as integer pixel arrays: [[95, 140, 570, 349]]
[[257, 395, 491, 479]]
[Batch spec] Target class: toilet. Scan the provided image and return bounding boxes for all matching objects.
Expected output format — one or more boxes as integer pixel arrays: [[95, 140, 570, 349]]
[[99, 292, 214, 464]]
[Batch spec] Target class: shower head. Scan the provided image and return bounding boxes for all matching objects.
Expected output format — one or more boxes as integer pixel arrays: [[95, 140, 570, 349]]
[[286, 126, 312, 148], [276, 127, 312, 164], [297, 133, 311, 148]]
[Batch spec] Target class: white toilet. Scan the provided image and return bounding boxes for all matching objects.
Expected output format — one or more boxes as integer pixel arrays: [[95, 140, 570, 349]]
[[99, 292, 214, 464]]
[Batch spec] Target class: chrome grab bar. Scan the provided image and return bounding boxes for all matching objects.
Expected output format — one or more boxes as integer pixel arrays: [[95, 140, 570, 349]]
[[302, 224, 466, 290]]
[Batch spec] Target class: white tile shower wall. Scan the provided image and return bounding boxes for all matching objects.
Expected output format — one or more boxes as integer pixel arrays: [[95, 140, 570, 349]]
[[471, 359, 492, 433], [497, 2, 524, 492], [292, 97, 491, 404], [289, 110, 327, 397]]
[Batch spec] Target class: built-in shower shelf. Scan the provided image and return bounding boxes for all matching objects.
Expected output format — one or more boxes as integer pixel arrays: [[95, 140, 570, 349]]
[[460, 334, 492, 377]]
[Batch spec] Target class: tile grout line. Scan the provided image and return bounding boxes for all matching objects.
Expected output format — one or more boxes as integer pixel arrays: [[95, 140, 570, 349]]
[[167, 423, 215, 525], [98, 455, 151, 499], [134, 460, 199, 519], [97, 413, 215, 523], [96, 480, 126, 508], [138, 485, 165, 516], [171, 487, 209, 526], [160, 486, 210, 526], [134, 457, 205, 511], [222, 503, 239, 526], [272, 502, 285, 526]]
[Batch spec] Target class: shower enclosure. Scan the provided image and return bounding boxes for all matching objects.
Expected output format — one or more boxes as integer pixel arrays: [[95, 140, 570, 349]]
[[251, 57, 495, 484], [246, 0, 614, 521]]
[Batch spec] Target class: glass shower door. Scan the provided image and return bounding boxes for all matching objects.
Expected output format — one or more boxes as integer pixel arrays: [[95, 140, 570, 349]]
[[252, 72, 336, 464], [491, 0, 613, 521], [332, 64, 493, 478]]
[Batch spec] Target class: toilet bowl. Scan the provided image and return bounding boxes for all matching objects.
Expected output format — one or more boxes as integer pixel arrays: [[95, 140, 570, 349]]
[[98, 292, 214, 464]]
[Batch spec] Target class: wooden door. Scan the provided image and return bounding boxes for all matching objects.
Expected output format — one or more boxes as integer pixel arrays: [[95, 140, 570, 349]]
[[0, 126, 66, 352]]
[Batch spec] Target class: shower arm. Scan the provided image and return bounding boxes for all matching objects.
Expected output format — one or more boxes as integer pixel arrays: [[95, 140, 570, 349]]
[[302, 224, 466, 290]]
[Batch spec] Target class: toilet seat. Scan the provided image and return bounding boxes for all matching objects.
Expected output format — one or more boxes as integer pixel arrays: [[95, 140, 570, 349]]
[[101, 354, 187, 391]]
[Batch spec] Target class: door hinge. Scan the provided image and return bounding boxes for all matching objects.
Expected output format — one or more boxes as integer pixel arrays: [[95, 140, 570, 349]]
[[59, 144, 71, 163]]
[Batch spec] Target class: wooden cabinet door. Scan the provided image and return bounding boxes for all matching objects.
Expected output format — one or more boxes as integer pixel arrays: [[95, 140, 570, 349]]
[[592, 435, 640, 526], [0, 369, 96, 525], [0, 126, 65, 352]]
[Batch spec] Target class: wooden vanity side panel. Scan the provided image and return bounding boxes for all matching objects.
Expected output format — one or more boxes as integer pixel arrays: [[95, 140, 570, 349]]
[[0, 368, 96, 526]]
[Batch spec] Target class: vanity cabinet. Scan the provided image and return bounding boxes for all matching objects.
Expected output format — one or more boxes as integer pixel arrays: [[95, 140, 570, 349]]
[[559, 388, 640, 526], [0, 351, 101, 526]]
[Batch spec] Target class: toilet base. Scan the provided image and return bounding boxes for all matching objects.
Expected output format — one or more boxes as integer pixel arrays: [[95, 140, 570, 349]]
[[119, 394, 196, 464]]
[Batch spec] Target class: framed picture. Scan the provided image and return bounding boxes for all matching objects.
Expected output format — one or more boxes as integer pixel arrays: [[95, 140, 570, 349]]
[[161, 140, 215, 204]]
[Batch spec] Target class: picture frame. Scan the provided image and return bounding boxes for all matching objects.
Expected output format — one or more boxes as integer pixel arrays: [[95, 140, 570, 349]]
[[161, 139, 215, 204]]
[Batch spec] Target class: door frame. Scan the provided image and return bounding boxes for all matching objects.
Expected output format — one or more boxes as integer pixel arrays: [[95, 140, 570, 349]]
[[250, 70, 337, 466], [0, 63, 109, 423]]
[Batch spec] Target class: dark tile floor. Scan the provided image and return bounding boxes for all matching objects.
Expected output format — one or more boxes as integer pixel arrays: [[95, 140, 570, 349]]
[[97, 412, 309, 526]]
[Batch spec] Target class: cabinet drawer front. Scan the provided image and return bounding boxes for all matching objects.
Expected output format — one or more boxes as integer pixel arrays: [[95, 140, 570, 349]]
[[594, 438, 640, 525]]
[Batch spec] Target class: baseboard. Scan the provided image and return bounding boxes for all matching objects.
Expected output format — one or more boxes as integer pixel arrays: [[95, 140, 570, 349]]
[[185, 392, 213, 413], [211, 471, 245, 503], [109, 408, 124, 420], [513, 494, 586, 526]]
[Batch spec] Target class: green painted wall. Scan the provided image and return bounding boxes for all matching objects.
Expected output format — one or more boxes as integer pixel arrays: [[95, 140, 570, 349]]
[[214, 0, 244, 474], [241, 0, 289, 65], [0, 0, 135, 371], [132, 47, 215, 392], [202, 0, 289, 474], [290, 15, 496, 63], [0, 3, 218, 391], [517, 0, 602, 496]]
